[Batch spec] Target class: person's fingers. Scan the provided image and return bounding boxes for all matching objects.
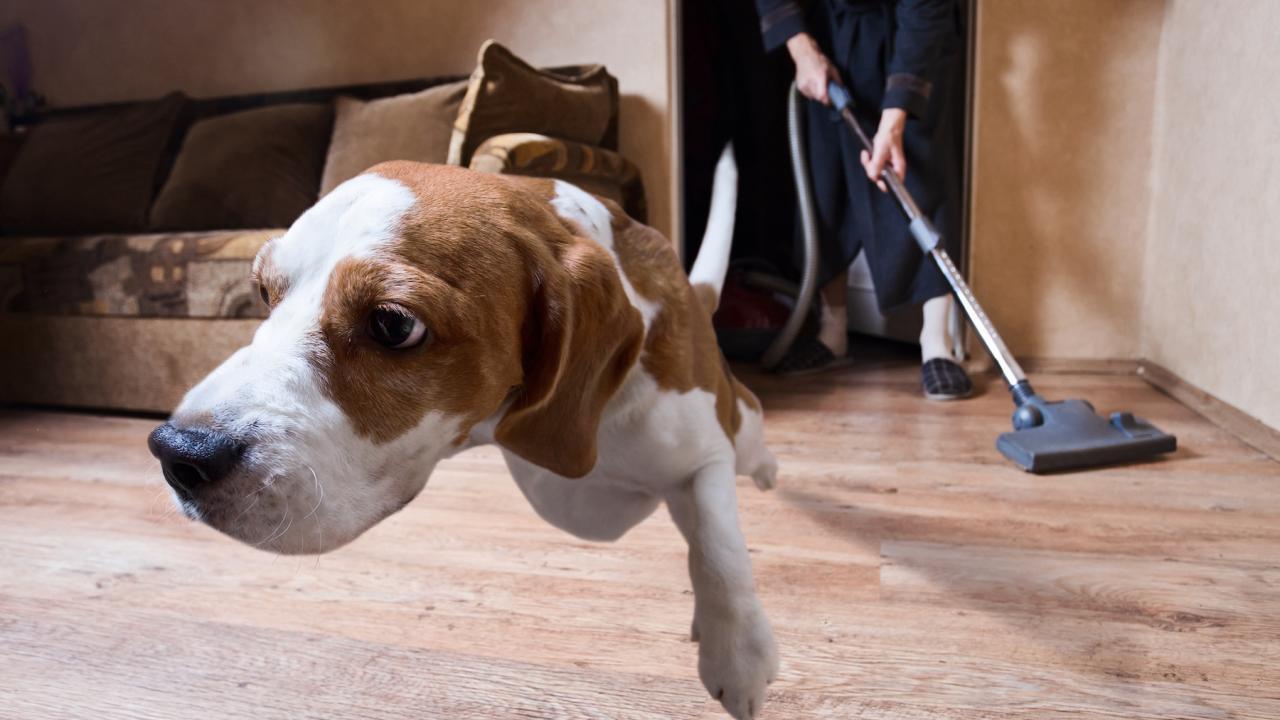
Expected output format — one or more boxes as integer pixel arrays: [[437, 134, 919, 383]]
[[863, 139, 892, 193], [824, 65, 841, 99], [867, 142, 888, 182], [816, 57, 839, 105], [798, 78, 813, 101], [797, 73, 828, 105], [891, 141, 907, 181]]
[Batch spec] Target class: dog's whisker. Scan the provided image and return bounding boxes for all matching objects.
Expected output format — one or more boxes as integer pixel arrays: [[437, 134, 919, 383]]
[[254, 495, 290, 550], [270, 505, 294, 547], [229, 491, 262, 528], [302, 464, 327, 568], [229, 481, 270, 526], [148, 485, 186, 522], [301, 465, 324, 523]]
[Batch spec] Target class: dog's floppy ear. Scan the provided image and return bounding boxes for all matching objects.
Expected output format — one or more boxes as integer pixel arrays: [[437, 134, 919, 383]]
[[494, 229, 644, 479]]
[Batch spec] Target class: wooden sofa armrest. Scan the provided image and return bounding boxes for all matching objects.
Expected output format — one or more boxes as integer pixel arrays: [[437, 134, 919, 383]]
[[469, 133, 647, 223]]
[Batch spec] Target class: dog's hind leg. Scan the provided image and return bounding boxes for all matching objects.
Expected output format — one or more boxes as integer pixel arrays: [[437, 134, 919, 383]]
[[666, 460, 778, 720]]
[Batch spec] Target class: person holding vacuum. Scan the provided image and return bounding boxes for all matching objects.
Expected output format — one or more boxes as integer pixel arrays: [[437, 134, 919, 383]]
[[756, 0, 970, 399]]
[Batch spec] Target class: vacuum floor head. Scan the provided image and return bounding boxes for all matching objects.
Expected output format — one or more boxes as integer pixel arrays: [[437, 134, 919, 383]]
[[997, 397, 1177, 473]]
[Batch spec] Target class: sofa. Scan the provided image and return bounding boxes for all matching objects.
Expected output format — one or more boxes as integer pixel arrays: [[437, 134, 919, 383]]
[[0, 41, 645, 413]]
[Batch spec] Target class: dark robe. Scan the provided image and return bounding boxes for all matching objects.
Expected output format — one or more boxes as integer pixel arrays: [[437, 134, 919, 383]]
[[756, 0, 965, 311]]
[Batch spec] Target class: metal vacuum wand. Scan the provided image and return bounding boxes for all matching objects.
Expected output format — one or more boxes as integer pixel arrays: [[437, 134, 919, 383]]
[[826, 82, 1027, 393]]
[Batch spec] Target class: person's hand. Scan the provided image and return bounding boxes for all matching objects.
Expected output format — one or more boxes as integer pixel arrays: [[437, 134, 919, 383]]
[[860, 108, 907, 192], [786, 33, 840, 105]]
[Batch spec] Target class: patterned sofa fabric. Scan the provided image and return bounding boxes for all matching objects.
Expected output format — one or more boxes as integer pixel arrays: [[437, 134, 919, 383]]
[[0, 230, 276, 319]]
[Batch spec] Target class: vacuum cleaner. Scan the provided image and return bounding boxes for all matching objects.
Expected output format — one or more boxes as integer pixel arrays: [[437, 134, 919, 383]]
[[769, 80, 1177, 473]]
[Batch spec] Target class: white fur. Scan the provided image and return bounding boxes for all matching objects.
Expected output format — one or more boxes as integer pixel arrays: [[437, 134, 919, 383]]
[[687, 143, 738, 304]]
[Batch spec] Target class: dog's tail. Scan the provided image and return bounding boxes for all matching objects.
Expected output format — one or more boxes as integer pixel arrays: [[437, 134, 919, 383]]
[[687, 142, 737, 314]]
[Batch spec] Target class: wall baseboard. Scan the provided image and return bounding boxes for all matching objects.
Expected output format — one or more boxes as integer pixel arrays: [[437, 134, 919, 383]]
[[1138, 361, 1280, 462], [962, 354, 1141, 377], [1019, 357, 1143, 376]]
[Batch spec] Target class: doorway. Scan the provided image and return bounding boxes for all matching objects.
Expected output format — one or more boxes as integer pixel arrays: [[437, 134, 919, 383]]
[[678, 0, 975, 354]]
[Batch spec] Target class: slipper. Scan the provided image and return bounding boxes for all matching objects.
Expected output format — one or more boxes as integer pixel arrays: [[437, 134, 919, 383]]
[[772, 337, 854, 377], [921, 357, 973, 400]]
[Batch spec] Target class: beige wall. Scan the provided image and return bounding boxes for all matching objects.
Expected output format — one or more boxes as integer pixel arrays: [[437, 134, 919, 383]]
[[970, 0, 1164, 360], [0, 0, 675, 238], [973, 0, 1278, 428], [1142, 0, 1280, 429]]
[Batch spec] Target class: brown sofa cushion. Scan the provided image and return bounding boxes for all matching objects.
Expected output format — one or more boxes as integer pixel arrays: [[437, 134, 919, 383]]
[[150, 103, 333, 230], [0, 92, 187, 235], [319, 81, 468, 196], [447, 40, 618, 168]]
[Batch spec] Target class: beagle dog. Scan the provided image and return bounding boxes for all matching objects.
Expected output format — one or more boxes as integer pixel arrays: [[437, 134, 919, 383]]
[[148, 148, 779, 719]]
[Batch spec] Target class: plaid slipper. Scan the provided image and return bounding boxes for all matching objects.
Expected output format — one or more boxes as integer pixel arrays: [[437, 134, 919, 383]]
[[921, 357, 973, 400], [773, 337, 854, 377]]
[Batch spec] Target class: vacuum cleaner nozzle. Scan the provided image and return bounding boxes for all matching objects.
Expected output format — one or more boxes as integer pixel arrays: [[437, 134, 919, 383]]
[[996, 385, 1177, 472]]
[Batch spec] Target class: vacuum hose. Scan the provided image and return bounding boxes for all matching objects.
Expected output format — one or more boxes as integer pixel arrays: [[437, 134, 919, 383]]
[[761, 82, 821, 370]]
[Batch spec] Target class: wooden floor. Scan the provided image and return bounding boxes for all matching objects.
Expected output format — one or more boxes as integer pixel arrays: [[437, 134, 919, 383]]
[[3, 354, 1279, 719]]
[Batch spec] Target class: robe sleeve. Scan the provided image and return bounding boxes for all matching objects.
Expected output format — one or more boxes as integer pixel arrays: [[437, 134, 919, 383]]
[[884, 0, 955, 117], [755, 0, 809, 52]]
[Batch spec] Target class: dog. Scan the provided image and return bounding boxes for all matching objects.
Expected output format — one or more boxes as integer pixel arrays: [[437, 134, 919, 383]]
[[147, 146, 779, 719]]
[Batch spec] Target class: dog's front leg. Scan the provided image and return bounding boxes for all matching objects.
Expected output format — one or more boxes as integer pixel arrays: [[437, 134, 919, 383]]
[[666, 462, 778, 719]]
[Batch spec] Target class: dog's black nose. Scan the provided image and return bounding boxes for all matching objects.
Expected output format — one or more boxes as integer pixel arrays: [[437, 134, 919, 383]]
[[147, 422, 244, 497]]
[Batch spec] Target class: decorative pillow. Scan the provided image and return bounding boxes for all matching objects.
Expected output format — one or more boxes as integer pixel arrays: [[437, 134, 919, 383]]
[[319, 81, 467, 196], [149, 103, 333, 230], [0, 92, 187, 235], [447, 40, 618, 168]]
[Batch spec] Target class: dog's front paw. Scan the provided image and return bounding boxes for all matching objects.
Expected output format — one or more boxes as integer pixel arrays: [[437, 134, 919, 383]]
[[696, 603, 778, 719]]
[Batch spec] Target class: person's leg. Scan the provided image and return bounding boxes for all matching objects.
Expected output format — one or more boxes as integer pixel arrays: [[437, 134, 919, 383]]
[[773, 67, 859, 376], [775, 269, 853, 375], [919, 293, 952, 362], [919, 292, 972, 400], [817, 269, 849, 358]]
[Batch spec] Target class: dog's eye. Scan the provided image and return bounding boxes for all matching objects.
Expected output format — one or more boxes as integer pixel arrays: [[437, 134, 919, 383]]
[[368, 304, 428, 349], [258, 283, 271, 306]]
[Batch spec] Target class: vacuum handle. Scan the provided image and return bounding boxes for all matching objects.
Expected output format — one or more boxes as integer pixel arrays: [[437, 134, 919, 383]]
[[825, 80, 1029, 389], [827, 82, 936, 250]]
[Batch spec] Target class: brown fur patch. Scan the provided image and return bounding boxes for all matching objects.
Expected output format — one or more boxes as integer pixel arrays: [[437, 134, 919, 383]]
[[315, 251, 524, 445], [300, 162, 642, 478], [598, 204, 753, 441]]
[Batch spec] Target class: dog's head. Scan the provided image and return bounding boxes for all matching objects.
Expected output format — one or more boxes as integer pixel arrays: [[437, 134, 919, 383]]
[[149, 163, 643, 554]]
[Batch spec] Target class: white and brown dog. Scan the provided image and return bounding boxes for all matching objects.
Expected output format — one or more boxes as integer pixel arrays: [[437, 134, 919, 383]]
[[148, 148, 778, 718]]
